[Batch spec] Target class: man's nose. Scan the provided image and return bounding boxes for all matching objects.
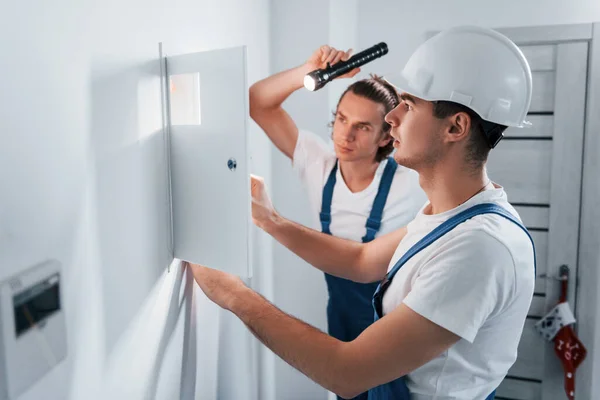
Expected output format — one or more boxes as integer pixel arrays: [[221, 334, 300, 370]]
[[385, 106, 402, 127]]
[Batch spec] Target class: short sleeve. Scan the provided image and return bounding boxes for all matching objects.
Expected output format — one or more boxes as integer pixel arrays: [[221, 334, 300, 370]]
[[402, 230, 516, 343]]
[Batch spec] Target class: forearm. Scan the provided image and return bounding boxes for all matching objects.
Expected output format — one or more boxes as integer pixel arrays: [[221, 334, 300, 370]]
[[249, 63, 313, 111], [231, 286, 357, 398], [262, 214, 374, 282]]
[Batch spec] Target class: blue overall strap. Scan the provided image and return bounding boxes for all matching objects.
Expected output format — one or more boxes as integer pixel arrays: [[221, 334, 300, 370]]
[[362, 157, 398, 243], [379, 203, 536, 301], [320, 160, 338, 235]]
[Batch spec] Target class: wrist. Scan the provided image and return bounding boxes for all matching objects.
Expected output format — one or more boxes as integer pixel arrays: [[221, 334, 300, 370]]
[[228, 284, 255, 316], [262, 211, 284, 235], [295, 63, 315, 87], [299, 62, 315, 74]]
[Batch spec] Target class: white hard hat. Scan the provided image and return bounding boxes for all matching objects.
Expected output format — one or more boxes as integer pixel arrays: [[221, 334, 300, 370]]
[[385, 26, 533, 131]]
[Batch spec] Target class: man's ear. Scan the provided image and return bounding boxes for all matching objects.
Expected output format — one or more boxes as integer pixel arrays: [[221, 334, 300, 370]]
[[378, 134, 392, 147], [446, 112, 471, 143]]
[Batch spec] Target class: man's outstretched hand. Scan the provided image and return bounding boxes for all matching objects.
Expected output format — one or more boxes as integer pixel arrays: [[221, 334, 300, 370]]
[[183, 261, 247, 311], [250, 174, 278, 230]]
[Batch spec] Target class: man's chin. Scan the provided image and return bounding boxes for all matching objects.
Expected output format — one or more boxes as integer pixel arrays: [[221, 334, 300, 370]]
[[392, 152, 403, 164], [334, 152, 357, 161], [393, 152, 414, 169]]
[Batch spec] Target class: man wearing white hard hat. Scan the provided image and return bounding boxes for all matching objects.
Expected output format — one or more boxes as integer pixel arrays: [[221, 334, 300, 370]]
[[184, 26, 536, 400]]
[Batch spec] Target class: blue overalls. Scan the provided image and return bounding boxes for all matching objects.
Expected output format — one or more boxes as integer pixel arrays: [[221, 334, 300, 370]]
[[320, 157, 398, 400], [367, 203, 537, 400]]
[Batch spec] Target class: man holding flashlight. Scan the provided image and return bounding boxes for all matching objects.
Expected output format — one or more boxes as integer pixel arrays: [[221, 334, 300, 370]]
[[186, 26, 536, 399], [248, 43, 426, 400]]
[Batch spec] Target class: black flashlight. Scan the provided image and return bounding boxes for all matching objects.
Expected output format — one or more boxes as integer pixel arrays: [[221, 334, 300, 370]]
[[303, 42, 389, 92]]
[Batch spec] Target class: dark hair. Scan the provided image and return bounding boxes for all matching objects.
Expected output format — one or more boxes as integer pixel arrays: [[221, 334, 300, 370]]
[[431, 101, 508, 169], [329, 74, 400, 162]]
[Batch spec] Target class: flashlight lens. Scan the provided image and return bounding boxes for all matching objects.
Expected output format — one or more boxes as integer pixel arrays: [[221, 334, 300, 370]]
[[304, 75, 317, 91]]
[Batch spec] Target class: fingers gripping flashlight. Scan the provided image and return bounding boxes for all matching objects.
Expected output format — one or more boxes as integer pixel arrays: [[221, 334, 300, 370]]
[[303, 42, 389, 92]]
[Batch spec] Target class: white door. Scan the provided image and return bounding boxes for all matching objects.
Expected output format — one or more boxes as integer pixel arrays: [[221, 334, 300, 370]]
[[487, 35, 589, 399], [163, 46, 252, 278]]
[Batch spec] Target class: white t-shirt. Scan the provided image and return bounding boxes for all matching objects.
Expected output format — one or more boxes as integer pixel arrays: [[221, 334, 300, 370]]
[[292, 129, 426, 241], [382, 185, 536, 400]]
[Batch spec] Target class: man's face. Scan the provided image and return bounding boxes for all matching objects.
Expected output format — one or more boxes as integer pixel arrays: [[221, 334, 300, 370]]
[[385, 92, 446, 170], [331, 91, 391, 162]]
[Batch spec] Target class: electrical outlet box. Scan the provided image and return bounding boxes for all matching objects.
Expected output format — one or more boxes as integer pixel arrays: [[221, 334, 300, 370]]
[[0, 259, 67, 400]]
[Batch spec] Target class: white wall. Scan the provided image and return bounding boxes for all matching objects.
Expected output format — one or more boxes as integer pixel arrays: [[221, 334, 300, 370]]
[[268, 1, 332, 399], [0, 0, 271, 399], [267, 0, 600, 399]]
